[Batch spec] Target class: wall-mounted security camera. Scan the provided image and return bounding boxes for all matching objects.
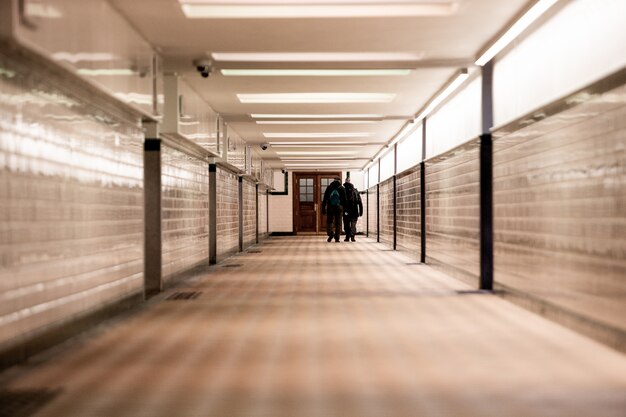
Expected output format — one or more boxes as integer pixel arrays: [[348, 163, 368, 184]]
[[192, 58, 213, 78], [260, 143, 269, 150]]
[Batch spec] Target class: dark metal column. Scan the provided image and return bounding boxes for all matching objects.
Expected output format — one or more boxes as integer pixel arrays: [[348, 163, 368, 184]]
[[393, 175, 397, 250], [393, 144, 397, 250], [377, 162, 381, 243], [255, 183, 259, 244], [366, 186, 369, 238], [209, 163, 217, 265], [266, 191, 269, 237], [238, 176, 243, 252], [376, 184, 380, 243], [420, 118, 427, 263], [143, 129, 161, 298], [480, 61, 494, 290], [420, 162, 426, 263]]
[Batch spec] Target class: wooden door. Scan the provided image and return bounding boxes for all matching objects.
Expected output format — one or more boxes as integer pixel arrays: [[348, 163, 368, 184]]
[[294, 172, 341, 234], [294, 174, 317, 233]]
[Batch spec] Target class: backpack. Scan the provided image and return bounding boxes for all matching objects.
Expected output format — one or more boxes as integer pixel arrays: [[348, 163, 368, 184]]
[[329, 189, 341, 206], [346, 188, 355, 204]]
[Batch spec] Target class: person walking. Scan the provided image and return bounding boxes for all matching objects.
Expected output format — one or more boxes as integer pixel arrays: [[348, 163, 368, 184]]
[[342, 177, 363, 241], [321, 176, 346, 242]]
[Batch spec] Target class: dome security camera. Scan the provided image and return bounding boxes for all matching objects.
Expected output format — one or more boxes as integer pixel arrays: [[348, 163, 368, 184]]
[[192, 58, 213, 78], [260, 143, 269, 150]]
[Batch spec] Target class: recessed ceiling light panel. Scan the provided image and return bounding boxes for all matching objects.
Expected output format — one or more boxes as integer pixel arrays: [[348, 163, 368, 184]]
[[238, 93, 395, 103], [180, 2, 460, 19], [252, 114, 383, 119], [256, 120, 377, 125], [221, 69, 411, 76], [263, 133, 370, 138]]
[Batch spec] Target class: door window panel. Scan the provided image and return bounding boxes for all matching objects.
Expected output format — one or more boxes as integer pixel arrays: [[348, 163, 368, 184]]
[[300, 178, 314, 202]]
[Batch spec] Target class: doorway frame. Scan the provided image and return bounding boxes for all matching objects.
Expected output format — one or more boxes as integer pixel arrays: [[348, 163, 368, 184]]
[[292, 171, 342, 235]]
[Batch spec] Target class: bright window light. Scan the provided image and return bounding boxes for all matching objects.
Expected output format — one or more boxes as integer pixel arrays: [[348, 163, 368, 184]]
[[180, 2, 460, 19], [256, 120, 377, 125], [213, 52, 424, 62], [252, 114, 383, 119], [238, 93, 395, 103], [263, 133, 370, 138], [475, 0, 560, 66], [221, 69, 411, 77]]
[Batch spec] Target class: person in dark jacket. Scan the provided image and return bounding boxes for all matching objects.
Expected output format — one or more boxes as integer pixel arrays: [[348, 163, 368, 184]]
[[321, 176, 346, 242], [342, 177, 363, 241]]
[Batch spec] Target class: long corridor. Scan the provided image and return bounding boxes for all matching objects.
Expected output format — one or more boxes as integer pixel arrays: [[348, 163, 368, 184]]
[[1, 236, 625, 417]]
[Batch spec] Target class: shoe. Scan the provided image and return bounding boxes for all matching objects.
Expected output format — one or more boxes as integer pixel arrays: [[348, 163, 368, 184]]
[[344, 238, 350, 242], [351, 236, 355, 242], [327, 236, 333, 242], [335, 238, 340, 242]]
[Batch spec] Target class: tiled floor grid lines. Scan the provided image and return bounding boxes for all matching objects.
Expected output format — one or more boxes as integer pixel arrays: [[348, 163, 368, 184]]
[[1, 236, 625, 417]]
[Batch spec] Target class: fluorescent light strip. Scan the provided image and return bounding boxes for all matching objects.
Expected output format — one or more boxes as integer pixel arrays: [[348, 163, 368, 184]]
[[270, 144, 364, 148], [238, 93, 395, 104], [365, 69, 469, 171], [264, 132, 370, 138], [76, 69, 137, 76], [52, 52, 119, 63], [212, 52, 424, 62], [284, 164, 352, 167], [282, 158, 361, 161], [256, 120, 377, 125], [181, 3, 458, 19], [276, 151, 358, 155], [252, 114, 383, 119], [221, 69, 411, 77], [475, 0, 559, 66], [388, 121, 417, 148], [416, 70, 469, 121], [268, 141, 368, 146]]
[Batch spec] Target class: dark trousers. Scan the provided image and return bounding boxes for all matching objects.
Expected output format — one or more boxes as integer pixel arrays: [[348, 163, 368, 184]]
[[326, 206, 342, 239], [343, 216, 358, 237]]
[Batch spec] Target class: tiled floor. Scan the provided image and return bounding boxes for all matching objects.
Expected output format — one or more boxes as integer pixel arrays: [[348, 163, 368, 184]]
[[1, 236, 626, 417]]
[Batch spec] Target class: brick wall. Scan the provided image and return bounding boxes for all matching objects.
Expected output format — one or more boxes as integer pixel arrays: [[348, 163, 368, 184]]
[[161, 145, 209, 281], [258, 188, 268, 237], [367, 187, 378, 237], [242, 179, 256, 249], [379, 179, 394, 246], [216, 168, 239, 260], [0, 47, 144, 351], [425, 140, 480, 284], [396, 167, 421, 258], [493, 82, 626, 334]]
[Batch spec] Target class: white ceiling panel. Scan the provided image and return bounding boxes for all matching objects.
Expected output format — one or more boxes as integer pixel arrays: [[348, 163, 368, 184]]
[[110, 0, 533, 170]]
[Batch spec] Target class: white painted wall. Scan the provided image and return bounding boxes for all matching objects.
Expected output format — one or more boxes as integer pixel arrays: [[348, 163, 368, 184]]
[[347, 170, 365, 191], [268, 171, 293, 232], [379, 148, 395, 181], [426, 74, 482, 159], [397, 123, 423, 173], [368, 162, 379, 187], [493, 0, 626, 127]]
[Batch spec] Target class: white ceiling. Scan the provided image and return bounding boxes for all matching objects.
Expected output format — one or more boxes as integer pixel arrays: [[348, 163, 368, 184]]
[[110, 0, 532, 170]]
